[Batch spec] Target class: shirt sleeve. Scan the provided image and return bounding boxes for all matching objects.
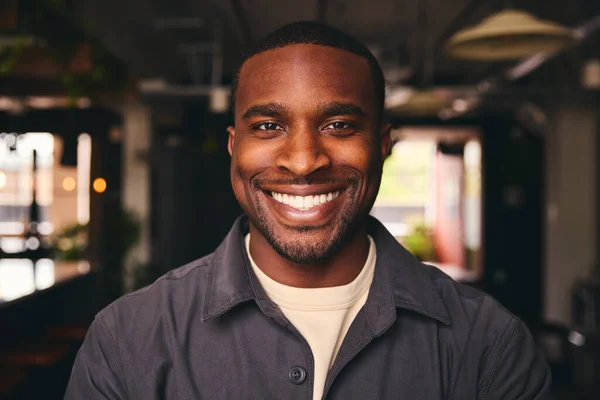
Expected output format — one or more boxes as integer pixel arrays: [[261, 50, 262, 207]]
[[64, 316, 128, 399], [478, 318, 552, 400]]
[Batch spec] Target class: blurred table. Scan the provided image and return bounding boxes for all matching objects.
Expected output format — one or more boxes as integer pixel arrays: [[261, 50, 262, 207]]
[[0, 259, 91, 305], [569, 329, 600, 399], [0, 258, 99, 353]]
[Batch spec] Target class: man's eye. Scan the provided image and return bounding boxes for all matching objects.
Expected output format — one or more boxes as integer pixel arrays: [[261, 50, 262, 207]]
[[256, 122, 282, 131], [324, 122, 351, 130]]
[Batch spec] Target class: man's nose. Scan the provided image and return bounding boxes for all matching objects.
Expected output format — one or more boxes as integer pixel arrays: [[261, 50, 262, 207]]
[[275, 128, 331, 176]]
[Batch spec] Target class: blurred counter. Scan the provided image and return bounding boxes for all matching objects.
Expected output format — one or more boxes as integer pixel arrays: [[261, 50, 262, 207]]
[[0, 259, 92, 305], [0, 258, 99, 352]]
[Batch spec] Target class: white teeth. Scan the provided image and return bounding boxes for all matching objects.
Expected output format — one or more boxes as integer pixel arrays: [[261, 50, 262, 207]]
[[305, 196, 314, 208], [271, 191, 342, 211]]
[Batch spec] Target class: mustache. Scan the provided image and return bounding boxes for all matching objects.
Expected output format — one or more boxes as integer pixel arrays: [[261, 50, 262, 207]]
[[252, 177, 358, 189]]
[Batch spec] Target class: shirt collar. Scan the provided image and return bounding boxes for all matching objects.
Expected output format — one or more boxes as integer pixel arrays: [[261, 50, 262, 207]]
[[365, 217, 450, 335], [201, 215, 450, 328]]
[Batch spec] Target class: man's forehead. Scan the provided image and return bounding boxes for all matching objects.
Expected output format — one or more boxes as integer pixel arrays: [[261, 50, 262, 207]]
[[239, 43, 370, 78], [235, 44, 374, 111]]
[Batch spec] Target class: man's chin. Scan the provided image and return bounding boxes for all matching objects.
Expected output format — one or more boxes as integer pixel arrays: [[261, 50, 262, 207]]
[[270, 237, 338, 264], [260, 218, 351, 264]]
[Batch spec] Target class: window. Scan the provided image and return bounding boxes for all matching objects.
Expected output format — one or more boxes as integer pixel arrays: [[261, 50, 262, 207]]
[[371, 140, 436, 237], [0, 133, 54, 240], [371, 129, 482, 281], [0, 132, 91, 253]]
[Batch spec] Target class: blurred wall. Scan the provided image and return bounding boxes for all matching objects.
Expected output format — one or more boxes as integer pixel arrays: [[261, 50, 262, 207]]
[[150, 104, 242, 274], [545, 106, 598, 325]]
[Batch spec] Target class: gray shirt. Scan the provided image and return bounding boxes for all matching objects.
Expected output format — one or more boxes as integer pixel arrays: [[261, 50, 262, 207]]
[[65, 216, 551, 399]]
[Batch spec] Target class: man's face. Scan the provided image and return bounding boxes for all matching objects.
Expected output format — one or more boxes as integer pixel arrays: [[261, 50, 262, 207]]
[[228, 44, 390, 264]]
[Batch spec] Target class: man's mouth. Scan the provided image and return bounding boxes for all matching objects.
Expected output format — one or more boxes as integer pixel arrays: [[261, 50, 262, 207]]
[[269, 190, 341, 211]]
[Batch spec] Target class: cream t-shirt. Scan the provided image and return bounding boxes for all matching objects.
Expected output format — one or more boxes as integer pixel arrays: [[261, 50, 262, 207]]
[[245, 235, 376, 400]]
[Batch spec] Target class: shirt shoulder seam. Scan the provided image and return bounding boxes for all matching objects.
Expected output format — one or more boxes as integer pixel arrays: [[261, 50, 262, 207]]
[[96, 313, 129, 394], [115, 259, 211, 302], [478, 316, 519, 400], [430, 272, 505, 306]]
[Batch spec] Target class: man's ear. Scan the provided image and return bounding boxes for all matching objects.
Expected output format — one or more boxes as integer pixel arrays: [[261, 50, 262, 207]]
[[227, 126, 236, 156], [379, 123, 392, 160]]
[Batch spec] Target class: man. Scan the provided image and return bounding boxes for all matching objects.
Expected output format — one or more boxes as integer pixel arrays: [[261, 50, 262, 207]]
[[66, 21, 551, 399]]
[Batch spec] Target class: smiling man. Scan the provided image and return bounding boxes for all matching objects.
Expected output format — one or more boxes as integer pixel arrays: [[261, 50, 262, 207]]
[[66, 21, 551, 399]]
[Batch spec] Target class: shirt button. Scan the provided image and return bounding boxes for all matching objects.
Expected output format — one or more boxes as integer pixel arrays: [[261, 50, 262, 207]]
[[288, 366, 307, 385]]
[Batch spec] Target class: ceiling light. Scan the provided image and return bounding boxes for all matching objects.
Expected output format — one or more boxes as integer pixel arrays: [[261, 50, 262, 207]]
[[452, 99, 470, 112], [209, 86, 229, 113], [387, 90, 450, 117], [582, 59, 600, 89], [445, 9, 574, 61]]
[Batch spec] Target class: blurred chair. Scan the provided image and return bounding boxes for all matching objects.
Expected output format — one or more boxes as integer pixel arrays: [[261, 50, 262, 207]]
[[0, 341, 70, 400], [533, 321, 574, 388], [568, 330, 600, 400], [46, 323, 89, 342], [534, 320, 600, 399], [0, 366, 26, 400]]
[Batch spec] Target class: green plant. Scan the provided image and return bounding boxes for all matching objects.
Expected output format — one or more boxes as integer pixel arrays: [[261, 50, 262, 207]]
[[401, 219, 437, 262], [0, 36, 27, 74], [0, 0, 129, 103], [49, 222, 88, 261]]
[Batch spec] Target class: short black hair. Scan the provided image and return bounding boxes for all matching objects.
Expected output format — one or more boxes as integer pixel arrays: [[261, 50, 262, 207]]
[[231, 21, 385, 120]]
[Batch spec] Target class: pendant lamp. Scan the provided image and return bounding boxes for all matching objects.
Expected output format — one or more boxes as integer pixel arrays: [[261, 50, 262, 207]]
[[387, 90, 450, 117], [445, 9, 574, 61]]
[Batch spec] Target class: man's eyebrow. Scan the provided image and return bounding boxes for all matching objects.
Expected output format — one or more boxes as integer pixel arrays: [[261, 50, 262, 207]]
[[242, 102, 288, 119], [317, 102, 368, 118]]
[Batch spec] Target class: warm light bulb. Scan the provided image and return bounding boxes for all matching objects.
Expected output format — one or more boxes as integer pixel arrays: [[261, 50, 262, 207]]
[[62, 176, 76, 192], [93, 178, 107, 193]]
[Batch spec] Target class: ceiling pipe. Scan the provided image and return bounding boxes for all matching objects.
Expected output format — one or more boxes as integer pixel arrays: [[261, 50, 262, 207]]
[[491, 16, 600, 85], [420, 0, 432, 88], [433, 0, 493, 51], [231, 0, 254, 49], [138, 18, 228, 105], [211, 18, 224, 87], [138, 83, 229, 97], [316, 0, 328, 22], [410, 0, 433, 88]]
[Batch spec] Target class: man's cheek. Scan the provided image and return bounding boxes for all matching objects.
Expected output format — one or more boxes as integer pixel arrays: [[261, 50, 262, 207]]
[[236, 146, 271, 173]]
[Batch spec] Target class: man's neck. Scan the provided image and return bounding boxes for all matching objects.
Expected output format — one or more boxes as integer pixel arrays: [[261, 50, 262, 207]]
[[247, 225, 370, 288]]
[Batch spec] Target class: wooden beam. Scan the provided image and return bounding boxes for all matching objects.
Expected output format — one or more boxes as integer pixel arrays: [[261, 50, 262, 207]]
[[0, 108, 121, 137]]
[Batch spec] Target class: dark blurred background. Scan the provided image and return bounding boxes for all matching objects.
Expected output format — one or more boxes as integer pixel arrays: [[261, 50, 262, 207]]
[[0, 0, 599, 398]]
